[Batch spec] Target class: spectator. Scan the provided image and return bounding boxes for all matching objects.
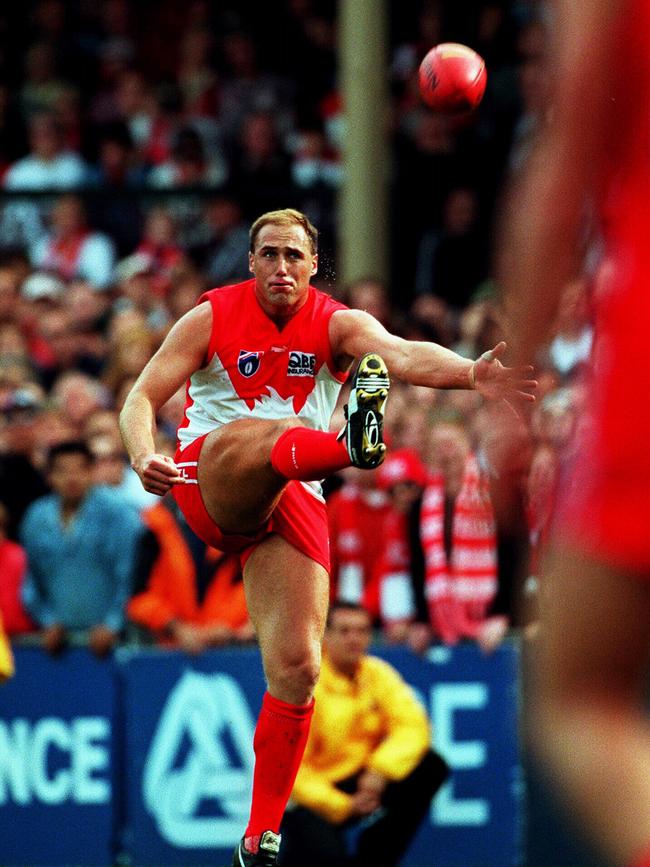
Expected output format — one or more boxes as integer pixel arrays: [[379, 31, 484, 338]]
[[166, 269, 206, 321], [20, 440, 144, 656], [229, 111, 297, 216], [414, 187, 489, 307], [147, 126, 226, 250], [3, 111, 88, 190], [133, 206, 186, 295], [196, 194, 250, 286], [218, 33, 295, 145], [0, 84, 28, 176], [113, 70, 168, 165], [87, 429, 158, 513], [281, 601, 449, 867], [327, 466, 391, 620], [522, 441, 559, 632], [88, 122, 146, 255], [291, 128, 342, 191], [88, 39, 136, 127], [374, 449, 431, 650], [60, 279, 111, 374], [111, 257, 171, 336], [30, 194, 117, 289], [422, 421, 499, 646], [0, 613, 14, 683], [19, 280, 94, 387], [101, 322, 157, 400], [127, 499, 254, 652], [0, 501, 35, 635], [0, 387, 49, 539], [176, 25, 219, 119], [406, 294, 456, 347], [148, 125, 226, 189], [545, 277, 593, 378], [51, 370, 110, 433], [1, 112, 89, 248], [344, 277, 392, 327], [51, 85, 84, 154], [19, 41, 69, 121], [392, 111, 465, 279], [90, 122, 145, 188], [508, 18, 549, 173]]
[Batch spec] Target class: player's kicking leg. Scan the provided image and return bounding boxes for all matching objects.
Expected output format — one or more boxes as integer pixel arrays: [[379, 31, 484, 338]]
[[198, 353, 390, 534]]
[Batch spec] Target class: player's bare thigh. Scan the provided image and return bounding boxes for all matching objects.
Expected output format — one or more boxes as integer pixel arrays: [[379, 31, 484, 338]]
[[197, 416, 303, 534]]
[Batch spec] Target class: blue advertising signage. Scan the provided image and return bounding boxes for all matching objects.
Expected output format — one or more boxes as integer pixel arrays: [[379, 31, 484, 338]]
[[121, 642, 522, 867], [0, 647, 117, 866], [376, 642, 523, 867], [0, 642, 522, 866], [120, 647, 267, 866]]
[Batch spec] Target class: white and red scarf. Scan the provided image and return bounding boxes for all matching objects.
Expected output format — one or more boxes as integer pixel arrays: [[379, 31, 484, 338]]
[[42, 230, 90, 281], [421, 454, 497, 645]]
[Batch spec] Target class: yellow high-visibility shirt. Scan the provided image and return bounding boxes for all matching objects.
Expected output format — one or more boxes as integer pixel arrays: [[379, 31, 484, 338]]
[[0, 613, 15, 682], [291, 652, 431, 824]]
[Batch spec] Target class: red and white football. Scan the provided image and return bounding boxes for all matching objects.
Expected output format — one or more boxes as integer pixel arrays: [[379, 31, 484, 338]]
[[418, 42, 487, 114]]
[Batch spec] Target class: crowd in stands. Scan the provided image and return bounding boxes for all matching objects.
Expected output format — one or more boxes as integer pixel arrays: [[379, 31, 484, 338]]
[[0, 0, 590, 657]]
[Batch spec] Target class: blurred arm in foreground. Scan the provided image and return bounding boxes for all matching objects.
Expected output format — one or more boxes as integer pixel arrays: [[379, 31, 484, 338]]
[[498, 3, 650, 866]]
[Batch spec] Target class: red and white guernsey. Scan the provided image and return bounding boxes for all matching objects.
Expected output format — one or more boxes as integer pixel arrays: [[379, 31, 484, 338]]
[[177, 279, 348, 451]]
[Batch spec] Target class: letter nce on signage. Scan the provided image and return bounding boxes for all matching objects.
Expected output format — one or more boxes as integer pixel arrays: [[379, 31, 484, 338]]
[[0, 716, 110, 805]]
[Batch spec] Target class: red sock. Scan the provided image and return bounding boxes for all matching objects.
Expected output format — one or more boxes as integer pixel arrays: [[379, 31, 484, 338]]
[[244, 692, 315, 846], [270, 427, 350, 480], [629, 851, 650, 867]]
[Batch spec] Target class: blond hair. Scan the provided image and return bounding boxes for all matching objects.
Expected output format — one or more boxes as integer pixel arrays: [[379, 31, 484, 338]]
[[249, 208, 318, 254]]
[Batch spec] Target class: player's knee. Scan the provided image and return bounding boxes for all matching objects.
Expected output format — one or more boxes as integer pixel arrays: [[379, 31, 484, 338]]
[[267, 649, 321, 703]]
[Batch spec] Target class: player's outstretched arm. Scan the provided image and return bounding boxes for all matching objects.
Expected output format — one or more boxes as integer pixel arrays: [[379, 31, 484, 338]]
[[119, 302, 212, 495], [329, 308, 535, 401]]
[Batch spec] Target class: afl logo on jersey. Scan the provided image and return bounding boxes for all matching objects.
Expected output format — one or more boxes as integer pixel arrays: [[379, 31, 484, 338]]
[[288, 351, 316, 377], [238, 350, 262, 378]]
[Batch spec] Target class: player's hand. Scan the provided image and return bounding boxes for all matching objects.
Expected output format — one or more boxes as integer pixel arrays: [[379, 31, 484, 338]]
[[88, 624, 118, 657], [133, 453, 186, 496], [470, 341, 537, 404]]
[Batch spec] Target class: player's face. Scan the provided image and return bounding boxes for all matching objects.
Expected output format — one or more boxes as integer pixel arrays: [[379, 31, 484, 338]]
[[325, 608, 372, 672], [249, 223, 318, 318]]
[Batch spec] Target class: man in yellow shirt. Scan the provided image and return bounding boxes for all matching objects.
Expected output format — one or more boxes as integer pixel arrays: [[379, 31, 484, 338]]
[[0, 612, 15, 682], [280, 601, 448, 866]]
